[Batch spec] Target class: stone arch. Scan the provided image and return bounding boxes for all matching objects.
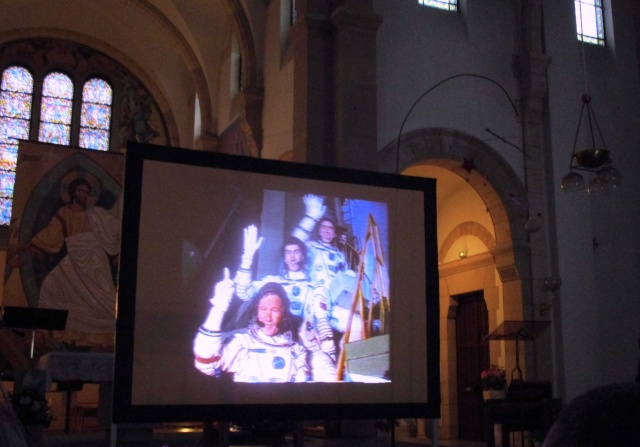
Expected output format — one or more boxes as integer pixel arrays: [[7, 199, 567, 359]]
[[0, 29, 180, 147], [223, 0, 260, 93], [223, 0, 264, 153], [439, 221, 496, 264], [133, 0, 214, 145], [379, 127, 530, 284]]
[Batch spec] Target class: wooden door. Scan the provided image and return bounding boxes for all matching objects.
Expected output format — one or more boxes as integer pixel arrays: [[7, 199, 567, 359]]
[[456, 291, 489, 441]]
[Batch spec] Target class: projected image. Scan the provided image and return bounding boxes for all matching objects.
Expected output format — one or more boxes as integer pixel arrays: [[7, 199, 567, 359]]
[[116, 145, 437, 421], [192, 193, 390, 383]]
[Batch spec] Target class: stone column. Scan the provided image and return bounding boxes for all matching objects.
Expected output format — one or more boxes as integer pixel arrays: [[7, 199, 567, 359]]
[[290, 0, 334, 165], [331, 0, 381, 170], [515, 0, 555, 383]]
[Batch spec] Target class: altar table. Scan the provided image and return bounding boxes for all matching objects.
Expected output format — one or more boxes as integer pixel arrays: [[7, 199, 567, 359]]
[[38, 352, 114, 432]]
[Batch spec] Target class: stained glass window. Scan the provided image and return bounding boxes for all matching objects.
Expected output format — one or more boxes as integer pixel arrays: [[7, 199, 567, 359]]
[[80, 78, 112, 151], [418, 0, 457, 12], [575, 0, 605, 46], [0, 66, 33, 224], [38, 72, 73, 145], [0, 66, 116, 225]]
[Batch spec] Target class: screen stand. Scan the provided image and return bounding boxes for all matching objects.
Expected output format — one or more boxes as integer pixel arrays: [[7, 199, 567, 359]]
[[201, 421, 228, 447]]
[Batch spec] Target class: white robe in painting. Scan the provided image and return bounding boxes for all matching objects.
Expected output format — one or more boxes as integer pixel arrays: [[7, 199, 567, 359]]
[[31, 204, 120, 334]]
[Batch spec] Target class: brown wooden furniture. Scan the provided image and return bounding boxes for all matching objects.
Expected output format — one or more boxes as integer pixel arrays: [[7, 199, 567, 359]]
[[485, 380, 562, 447]]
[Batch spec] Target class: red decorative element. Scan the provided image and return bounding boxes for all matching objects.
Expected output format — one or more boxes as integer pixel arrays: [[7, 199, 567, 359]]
[[461, 158, 475, 173], [195, 355, 221, 364]]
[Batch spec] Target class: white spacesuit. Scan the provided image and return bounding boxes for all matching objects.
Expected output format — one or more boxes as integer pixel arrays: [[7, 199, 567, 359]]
[[233, 228, 337, 381], [306, 238, 349, 291], [193, 270, 310, 382], [292, 195, 361, 338]]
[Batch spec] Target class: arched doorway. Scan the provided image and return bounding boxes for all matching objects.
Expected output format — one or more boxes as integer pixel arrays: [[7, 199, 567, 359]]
[[379, 127, 531, 440]]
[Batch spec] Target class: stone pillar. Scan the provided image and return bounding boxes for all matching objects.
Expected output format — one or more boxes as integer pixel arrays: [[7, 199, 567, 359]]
[[515, 0, 555, 382], [290, 0, 334, 165], [331, 1, 381, 170]]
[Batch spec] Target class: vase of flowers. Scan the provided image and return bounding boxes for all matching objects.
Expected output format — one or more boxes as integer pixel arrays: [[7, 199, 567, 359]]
[[481, 365, 506, 400]]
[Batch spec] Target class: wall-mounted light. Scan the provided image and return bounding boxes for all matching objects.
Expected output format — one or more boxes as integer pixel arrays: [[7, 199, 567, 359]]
[[525, 214, 542, 233], [458, 249, 468, 259], [543, 276, 562, 291]]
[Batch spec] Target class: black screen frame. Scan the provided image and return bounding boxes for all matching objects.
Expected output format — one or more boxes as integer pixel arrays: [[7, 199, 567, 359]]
[[113, 141, 440, 423]]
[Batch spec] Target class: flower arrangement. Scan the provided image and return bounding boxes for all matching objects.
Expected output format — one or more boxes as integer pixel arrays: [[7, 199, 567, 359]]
[[9, 387, 53, 427], [480, 365, 506, 390]]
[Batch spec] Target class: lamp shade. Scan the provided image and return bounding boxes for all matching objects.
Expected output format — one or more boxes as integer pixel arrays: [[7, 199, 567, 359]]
[[561, 172, 585, 192], [598, 166, 621, 189], [573, 148, 611, 169], [586, 176, 606, 194]]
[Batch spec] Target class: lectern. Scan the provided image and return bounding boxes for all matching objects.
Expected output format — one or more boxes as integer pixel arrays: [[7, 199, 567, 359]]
[[484, 320, 549, 380], [483, 320, 558, 447]]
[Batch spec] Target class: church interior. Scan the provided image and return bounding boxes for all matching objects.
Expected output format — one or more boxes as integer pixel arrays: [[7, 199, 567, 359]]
[[1, 1, 640, 446]]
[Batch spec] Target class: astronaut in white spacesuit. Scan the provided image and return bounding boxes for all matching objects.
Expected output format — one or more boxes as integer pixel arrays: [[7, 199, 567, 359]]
[[291, 195, 360, 338], [233, 226, 337, 381], [292, 195, 350, 290], [193, 270, 310, 383]]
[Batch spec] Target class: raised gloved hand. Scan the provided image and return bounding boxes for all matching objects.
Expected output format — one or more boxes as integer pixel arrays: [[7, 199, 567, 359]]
[[240, 225, 263, 269], [208, 267, 235, 313], [303, 194, 326, 220]]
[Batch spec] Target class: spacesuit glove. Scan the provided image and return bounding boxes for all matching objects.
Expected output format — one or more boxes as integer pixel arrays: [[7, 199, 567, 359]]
[[240, 225, 263, 269], [303, 194, 326, 220], [208, 267, 235, 313]]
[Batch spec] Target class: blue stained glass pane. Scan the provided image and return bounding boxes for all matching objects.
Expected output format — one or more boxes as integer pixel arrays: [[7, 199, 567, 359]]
[[81, 103, 110, 129], [2, 67, 33, 93], [83, 79, 112, 104], [0, 66, 33, 225], [38, 122, 70, 145], [80, 128, 109, 151], [0, 196, 12, 225], [0, 117, 30, 143], [1, 91, 33, 118], [43, 72, 73, 98], [40, 97, 72, 124], [0, 170, 15, 198], [0, 144, 18, 171]]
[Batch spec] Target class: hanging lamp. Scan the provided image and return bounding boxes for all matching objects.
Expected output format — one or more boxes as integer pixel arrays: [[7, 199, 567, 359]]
[[561, 10, 621, 193]]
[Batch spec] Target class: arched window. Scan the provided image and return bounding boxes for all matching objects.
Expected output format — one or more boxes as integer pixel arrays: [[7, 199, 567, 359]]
[[0, 66, 33, 224], [38, 72, 74, 145], [0, 67, 115, 224], [80, 78, 112, 150]]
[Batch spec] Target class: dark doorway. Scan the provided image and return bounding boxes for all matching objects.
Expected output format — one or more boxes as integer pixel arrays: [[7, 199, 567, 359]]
[[455, 290, 489, 441]]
